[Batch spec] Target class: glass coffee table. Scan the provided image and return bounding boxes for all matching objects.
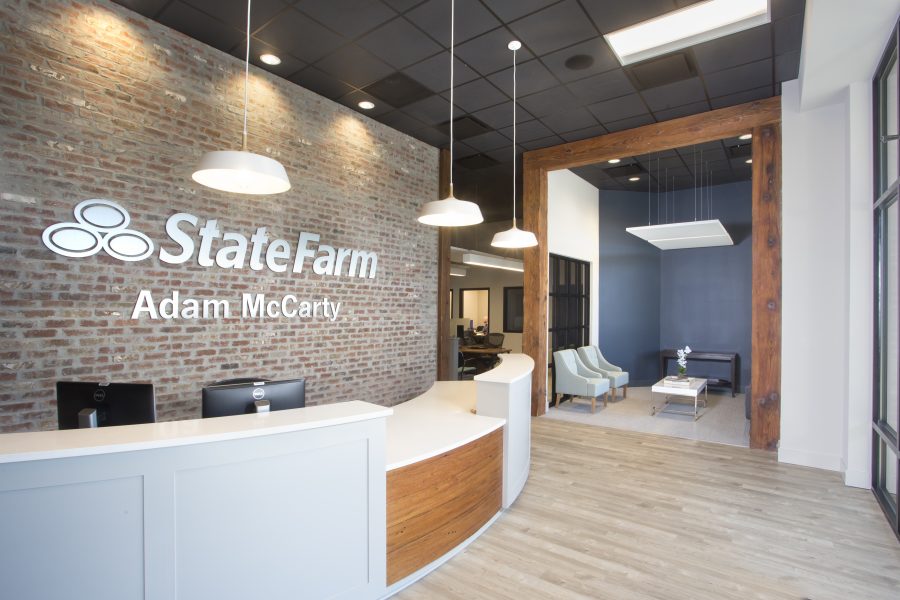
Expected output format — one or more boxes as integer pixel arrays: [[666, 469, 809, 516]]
[[651, 377, 708, 421]]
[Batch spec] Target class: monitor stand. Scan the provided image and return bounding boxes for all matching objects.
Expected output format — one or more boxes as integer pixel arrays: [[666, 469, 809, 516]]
[[253, 399, 271, 413], [78, 408, 98, 428]]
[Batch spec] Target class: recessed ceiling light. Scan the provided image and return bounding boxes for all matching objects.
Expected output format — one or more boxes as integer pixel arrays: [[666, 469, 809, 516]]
[[604, 0, 770, 66], [358, 101, 375, 110], [629, 176, 640, 182], [745, 158, 753, 164], [739, 133, 752, 140], [608, 158, 621, 164], [259, 53, 281, 66]]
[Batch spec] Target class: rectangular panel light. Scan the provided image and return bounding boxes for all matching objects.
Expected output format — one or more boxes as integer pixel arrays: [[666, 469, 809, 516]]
[[626, 219, 733, 250], [604, 0, 770, 66], [461, 253, 524, 272], [450, 265, 467, 277]]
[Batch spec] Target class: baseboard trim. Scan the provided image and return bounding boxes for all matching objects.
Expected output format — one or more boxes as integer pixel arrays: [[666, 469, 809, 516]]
[[778, 446, 843, 472], [843, 467, 871, 489]]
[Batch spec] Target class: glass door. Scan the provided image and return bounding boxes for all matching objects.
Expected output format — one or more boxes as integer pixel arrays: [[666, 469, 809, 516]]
[[873, 21, 900, 539]]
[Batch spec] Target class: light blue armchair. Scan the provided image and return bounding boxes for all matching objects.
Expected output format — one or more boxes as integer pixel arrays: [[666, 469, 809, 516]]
[[577, 346, 629, 400], [552, 349, 610, 413]]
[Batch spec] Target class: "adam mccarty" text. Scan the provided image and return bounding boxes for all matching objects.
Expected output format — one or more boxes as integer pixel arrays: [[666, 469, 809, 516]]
[[131, 290, 342, 321]]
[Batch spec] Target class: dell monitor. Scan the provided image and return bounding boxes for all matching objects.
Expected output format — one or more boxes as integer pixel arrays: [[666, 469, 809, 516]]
[[201, 378, 305, 418], [56, 382, 157, 430]]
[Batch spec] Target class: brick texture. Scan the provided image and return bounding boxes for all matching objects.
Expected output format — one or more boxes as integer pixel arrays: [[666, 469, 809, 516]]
[[0, 0, 439, 432]]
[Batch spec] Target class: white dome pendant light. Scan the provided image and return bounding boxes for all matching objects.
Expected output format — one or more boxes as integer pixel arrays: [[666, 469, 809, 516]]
[[492, 41, 537, 248], [417, 0, 484, 227], [192, 0, 290, 195]]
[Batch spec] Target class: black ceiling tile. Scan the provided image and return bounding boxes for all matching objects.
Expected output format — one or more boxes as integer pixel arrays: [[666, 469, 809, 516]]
[[519, 135, 564, 151], [587, 93, 647, 122], [498, 119, 554, 142], [336, 90, 395, 116], [652, 100, 710, 122], [581, 0, 679, 33], [381, 0, 425, 12], [455, 27, 534, 76], [703, 59, 772, 99], [440, 78, 508, 113], [471, 102, 534, 129], [483, 146, 521, 165], [157, 1, 244, 51], [412, 126, 450, 147], [288, 66, 355, 98], [649, 155, 684, 170], [627, 52, 696, 90], [774, 13, 804, 55], [517, 86, 580, 118], [453, 143, 481, 159], [508, 1, 597, 56], [434, 115, 493, 138], [559, 124, 607, 142], [772, 0, 805, 21], [692, 24, 772, 73], [406, 0, 500, 46], [539, 107, 598, 134], [255, 8, 345, 62], [540, 38, 620, 83], [358, 17, 443, 69], [315, 45, 394, 88], [640, 77, 706, 112], [709, 85, 772, 109], [487, 60, 558, 97], [403, 53, 479, 93], [232, 39, 306, 77], [114, 0, 175, 17], [602, 113, 655, 133], [775, 51, 801, 82], [480, 0, 559, 22], [566, 68, 635, 103], [298, 0, 395, 39], [377, 110, 428, 134], [364, 71, 435, 107], [403, 93, 462, 124], [464, 130, 511, 152], [185, 0, 288, 32]]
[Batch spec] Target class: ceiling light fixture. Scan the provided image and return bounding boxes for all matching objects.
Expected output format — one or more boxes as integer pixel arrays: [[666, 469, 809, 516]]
[[192, 0, 290, 195], [608, 158, 621, 164], [450, 265, 467, 277], [604, 0, 770, 66], [417, 0, 483, 227], [745, 158, 753, 164], [492, 41, 538, 250], [626, 220, 734, 250], [629, 176, 640, 182], [739, 133, 752, 140], [259, 53, 281, 66], [358, 100, 375, 110], [462, 252, 524, 272]]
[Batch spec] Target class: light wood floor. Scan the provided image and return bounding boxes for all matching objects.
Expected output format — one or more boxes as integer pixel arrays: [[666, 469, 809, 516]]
[[395, 418, 900, 600]]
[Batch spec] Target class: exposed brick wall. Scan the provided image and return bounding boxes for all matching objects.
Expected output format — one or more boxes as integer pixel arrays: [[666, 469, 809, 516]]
[[0, 0, 439, 432]]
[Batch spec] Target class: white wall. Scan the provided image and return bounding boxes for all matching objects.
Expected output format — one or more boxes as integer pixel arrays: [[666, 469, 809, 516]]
[[450, 268, 524, 353], [548, 169, 600, 348]]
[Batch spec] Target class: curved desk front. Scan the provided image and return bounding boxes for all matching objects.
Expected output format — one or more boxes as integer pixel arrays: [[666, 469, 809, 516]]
[[0, 354, 534, 600]]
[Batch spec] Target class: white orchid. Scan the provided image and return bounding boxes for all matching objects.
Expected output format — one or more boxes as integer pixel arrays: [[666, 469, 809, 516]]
[[676, 345, 692, 372]]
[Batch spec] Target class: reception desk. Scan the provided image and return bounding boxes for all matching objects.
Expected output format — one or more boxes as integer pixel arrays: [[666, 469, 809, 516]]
[[0, 354, 534, 600]]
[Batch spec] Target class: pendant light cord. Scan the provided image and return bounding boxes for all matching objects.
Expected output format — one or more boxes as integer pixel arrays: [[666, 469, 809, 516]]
[[512, 46, 517, 228], [448, 0, 455, 193], [242, 0, 251, 151]]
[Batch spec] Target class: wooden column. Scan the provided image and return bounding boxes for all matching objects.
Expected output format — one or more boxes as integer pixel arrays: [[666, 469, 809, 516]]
[[436, 149, 451, 381], [750, 123, 782, 450], [523, 160, 548, 416]]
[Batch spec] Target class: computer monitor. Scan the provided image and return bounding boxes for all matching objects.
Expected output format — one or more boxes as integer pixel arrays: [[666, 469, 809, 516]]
[[201, 378, 305, 418], [56, 382, 156, 430]]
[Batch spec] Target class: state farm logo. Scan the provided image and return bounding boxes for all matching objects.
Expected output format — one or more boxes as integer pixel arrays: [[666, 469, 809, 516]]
[[42, 199, 154, 262]]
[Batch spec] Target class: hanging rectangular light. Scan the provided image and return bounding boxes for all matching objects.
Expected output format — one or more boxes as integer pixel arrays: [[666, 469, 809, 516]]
[[604, 0, 770, 66], [461, 253, 524, 272], [450, 265, 467, 277], [625, 219, 733, 250]]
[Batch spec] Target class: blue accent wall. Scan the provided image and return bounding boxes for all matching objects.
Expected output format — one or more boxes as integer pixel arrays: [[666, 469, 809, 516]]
[[598, 191, 660, 385], [598, 181, 752, 388]]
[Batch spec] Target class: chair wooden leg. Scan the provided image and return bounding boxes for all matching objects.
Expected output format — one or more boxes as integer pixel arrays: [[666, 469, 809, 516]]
[[623, 385, 628, 398], [611, 386, 616, 400], [591, 396, 595, 414], [554, 393, 560, 408], [603, 392, 609, 407]]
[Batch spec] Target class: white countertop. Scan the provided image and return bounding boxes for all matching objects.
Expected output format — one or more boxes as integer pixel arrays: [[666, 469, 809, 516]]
[[385, 381, 505, 471], [474, 353, 535, 385], [0, 401, 392, 464]]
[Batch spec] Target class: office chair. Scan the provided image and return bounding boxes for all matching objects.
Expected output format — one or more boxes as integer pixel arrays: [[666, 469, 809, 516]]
[[486, 333, 504, 348]]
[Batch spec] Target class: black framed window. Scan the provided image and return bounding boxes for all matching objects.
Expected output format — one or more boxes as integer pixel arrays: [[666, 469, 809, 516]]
[[548, 254, 591, 360], [503, 287, 524, 333], [873, 19, 900, 540]]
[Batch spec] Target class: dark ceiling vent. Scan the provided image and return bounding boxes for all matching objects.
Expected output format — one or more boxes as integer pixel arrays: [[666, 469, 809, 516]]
[[564, 54, 595, 71], [435, 115, 491, 140], [625, 52, 696, 90], [604, 163, 644, 178], [362, 72, 432, 108], [727, 143, 752, 158], [457, 153, 500, 170]]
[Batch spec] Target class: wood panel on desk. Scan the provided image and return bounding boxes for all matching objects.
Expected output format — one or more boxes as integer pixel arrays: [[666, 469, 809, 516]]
[[386, 428, 502, 585]]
